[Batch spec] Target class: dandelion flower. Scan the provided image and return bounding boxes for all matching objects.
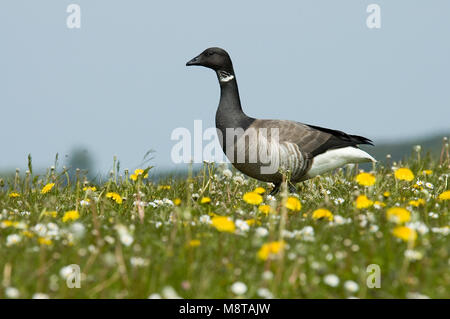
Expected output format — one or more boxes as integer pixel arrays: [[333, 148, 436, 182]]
[[243, 192, 263, 205], [257, 241, 285, 260], [173, 198, 181, 206], [253, 187, 266, 194], [62, 210, 80, 223], [421, 170, 432, 175], [83, 186, 97, 192], [211, 216, 235, 233], [200, 197, 211, 204], [438, 190, 450, 200], [312, 208, 333, 221], [158, 185, 171, 190], [386, 207, 411, 224], [285, 197, 302, 212], [106, 192, 123, 204], [38, 237, 53, 246], [43, 211, 58, 218], [355, 195, 373, 209], [8, 192, 20, 198], [383, 191, 391, 198], [392, 226, 417, 242], [355, 172, 376, 186], [41, 182, 55, 194], [258, 205, 273, 214], [394, 168, 414, 181], [188, 239, 201, 247], [409, 199, 425, 207]]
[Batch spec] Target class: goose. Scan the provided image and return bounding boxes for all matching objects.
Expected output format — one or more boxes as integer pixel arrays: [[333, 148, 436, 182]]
[[186, 47, 376, 194]]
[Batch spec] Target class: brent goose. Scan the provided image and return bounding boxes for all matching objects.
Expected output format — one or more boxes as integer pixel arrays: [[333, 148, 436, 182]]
[[186, 47, 375, 194]]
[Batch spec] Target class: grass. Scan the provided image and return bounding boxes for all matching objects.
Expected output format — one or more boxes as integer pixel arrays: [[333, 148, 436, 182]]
[[0, 149, 449, 299]]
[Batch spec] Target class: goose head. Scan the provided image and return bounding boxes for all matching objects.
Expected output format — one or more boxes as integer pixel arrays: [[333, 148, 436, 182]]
[[186, 47, 233, 73]]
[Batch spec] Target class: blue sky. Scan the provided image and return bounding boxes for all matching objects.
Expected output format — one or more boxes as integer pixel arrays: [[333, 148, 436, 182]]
[[1, 0, 449, 175]]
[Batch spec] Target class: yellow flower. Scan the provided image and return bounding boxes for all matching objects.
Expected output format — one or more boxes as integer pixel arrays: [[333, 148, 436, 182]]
[[106, 192, 123, 204], [245, 219, 257, 226], [254, 187, 266, 194], [355, 172, 376, 186], [1, 220, 17, 228], [383, 191, 391, 198], [41, 183, 55, 194], [38, 237, 53, 245], [174, 198, 182, 206], [285, 197, 302, 212], [312, 208, 333, 221], [83, 186, 97, 192], [394, 168, 414, 182], [9, 192, 20, 198], [62, 210, 80, 223], [373, 201, 386, 207], [243, 192, 263, 205], [258, 205, 273, 214], [211, 216, 235, 233], [257, 241, 285, 261], [438, 190, 450, 200], [130, 169, 149, 181], [43, 211, 58, 218], [22, 230, 34, 238], [188, 239, 201, 247], [386, 207, 411, 224], [158, 185, 171, 190], [392, 226, 417, 242], [200, 197, 211, 204], [355, 195, 373, 209], [409, 199, 425, 207], [422, 169, 433, 175]]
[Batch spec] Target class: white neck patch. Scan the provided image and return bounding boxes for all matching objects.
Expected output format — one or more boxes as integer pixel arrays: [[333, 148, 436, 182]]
[[217, 70, 234, 82]]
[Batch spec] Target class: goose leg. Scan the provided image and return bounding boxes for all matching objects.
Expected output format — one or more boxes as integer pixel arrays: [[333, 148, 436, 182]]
[[288, 183, 297, 194], [269, 183, 280, 196]]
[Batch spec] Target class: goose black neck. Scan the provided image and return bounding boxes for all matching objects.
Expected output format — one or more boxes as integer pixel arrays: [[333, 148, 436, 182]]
[[215, 70, 254, 136]]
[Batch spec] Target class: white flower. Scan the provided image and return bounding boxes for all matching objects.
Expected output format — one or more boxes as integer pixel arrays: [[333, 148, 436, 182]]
[[199, 215, 211, 224], [161, 286, 181, 299], [431, 227, 450, 235], [233, 175, 244, 185], [235, 219, 249, 232], [115, 224, 134, 246], [155, 221, 162, 228], [32, 293, 50, 299], [230, 281, 247, 295], [79, 200, 90, 207], [60, 265, 75, 280], [6, 234, 21, 246], [255, 227, 269, 237], [70, 222, 86, 239], [148, 293, 162, 299], [323, 274, 340, 287], [191, 193, 200, 200], [5, 287, 20, 298], [298, 226, 315, 242], [266, 195, 276, 202], [262, 271, 274, 281], [222, 169, 232, 178], [334, 198, 345, 205], [344, 280, 359, 293], [162, 198, 174, 206], [407, 221, 429, 235], [257, 288, 273, 299], [406, 292, 430, 299], [130, 257, 149, 267], [404, 249, 423, 261], [425, 182, 434, 189]]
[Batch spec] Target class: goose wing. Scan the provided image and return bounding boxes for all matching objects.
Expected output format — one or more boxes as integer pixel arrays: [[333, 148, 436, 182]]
[[250, 119, 373, 157]]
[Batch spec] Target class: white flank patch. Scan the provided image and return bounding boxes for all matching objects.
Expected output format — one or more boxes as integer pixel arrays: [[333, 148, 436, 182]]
[[306, 147, 376, 179]]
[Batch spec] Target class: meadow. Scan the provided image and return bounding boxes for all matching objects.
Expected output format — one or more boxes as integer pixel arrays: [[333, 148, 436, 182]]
[[0, 145, 449, 299]]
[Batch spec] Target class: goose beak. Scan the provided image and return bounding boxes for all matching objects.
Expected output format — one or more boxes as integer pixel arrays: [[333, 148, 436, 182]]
[[186, 55, 201, 66]]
